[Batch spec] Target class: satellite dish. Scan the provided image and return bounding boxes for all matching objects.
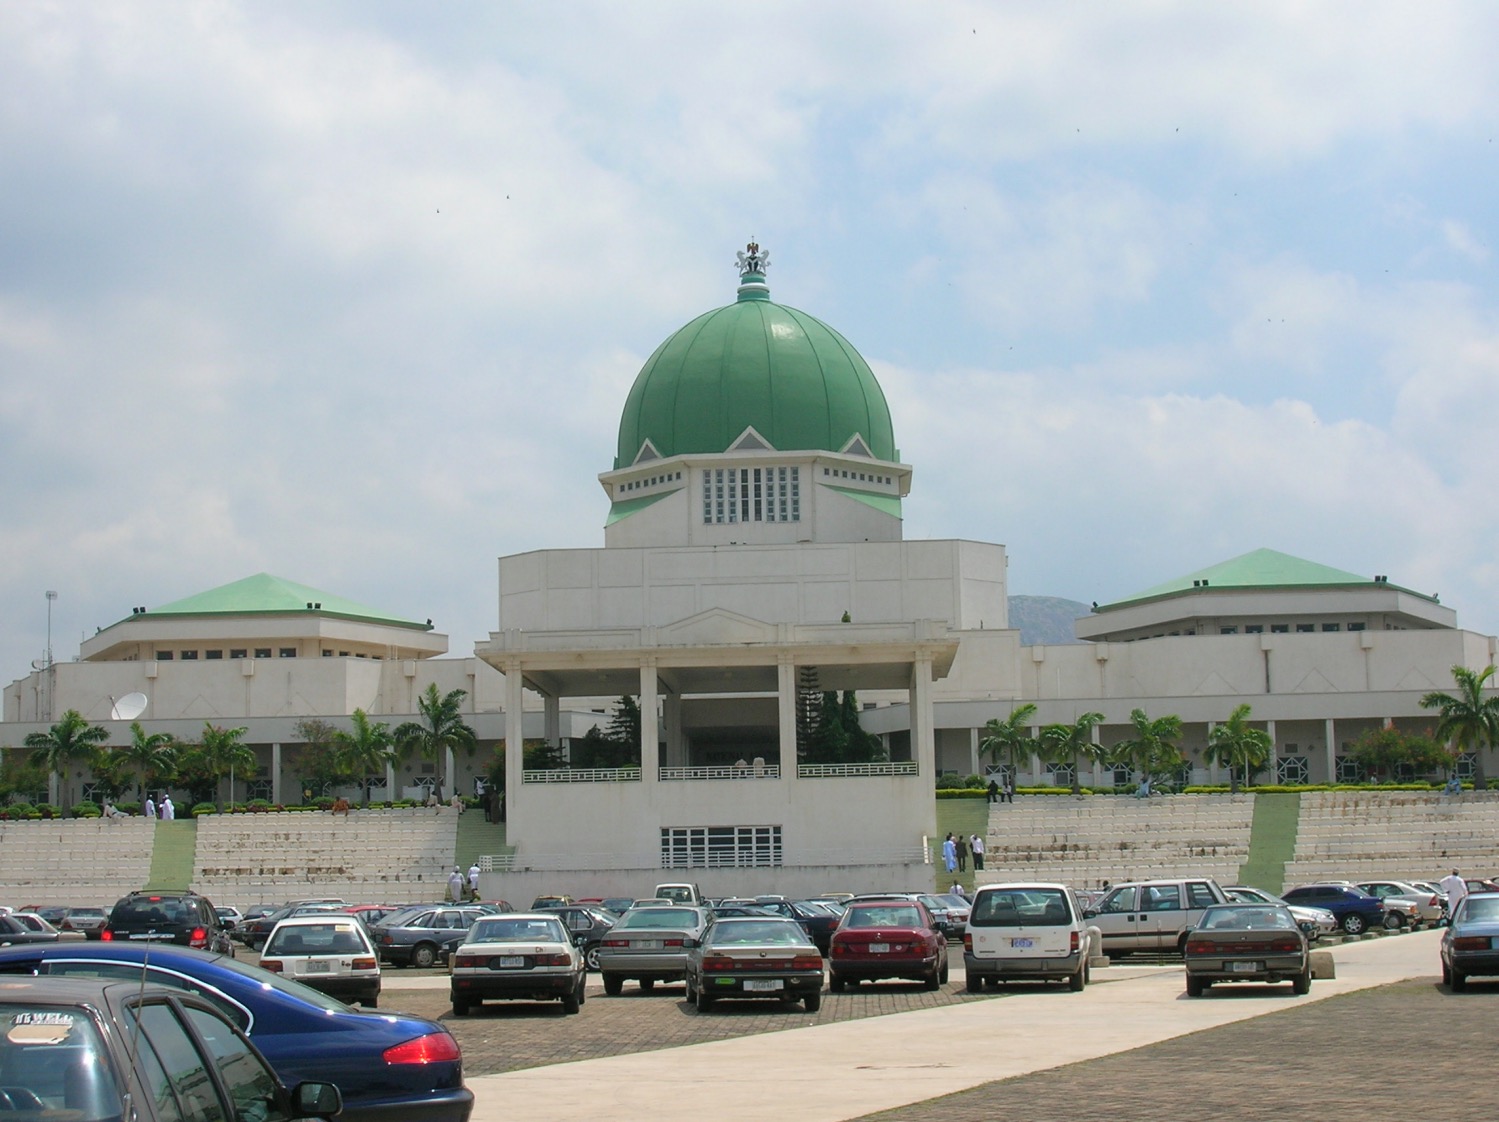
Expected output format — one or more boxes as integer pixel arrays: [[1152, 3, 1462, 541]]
[[111, 692, 148, 721]]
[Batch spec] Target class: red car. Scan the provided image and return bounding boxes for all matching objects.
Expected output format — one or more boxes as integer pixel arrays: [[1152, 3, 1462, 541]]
[[828, 897, 948, 991]]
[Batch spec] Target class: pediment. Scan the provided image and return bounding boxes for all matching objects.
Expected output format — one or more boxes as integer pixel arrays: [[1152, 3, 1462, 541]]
[[659, 607, 777, 646], [1289, 669, 1340, 694], [1191, 671, 1237, 696], [631, 439, 663, 465], [839, 434, 874, 458], [729, 427, 774, 452], [179, 694, 224, 720]]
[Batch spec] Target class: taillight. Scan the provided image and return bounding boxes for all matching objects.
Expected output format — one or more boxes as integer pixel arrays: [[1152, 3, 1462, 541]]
[[100, 930, 114, 942], [790, 956, 822, 970], [1453, 936, 1491, 951], [963, 933, 972, 953], [1069, 930, 1080, 953], [662, 939, 683, 947], [1266, 939, 1301, 954], [260, 959, 284, 973], [702, 956, 735, 972], [352, 957, 377, 971], [1184, 940, 1214, 955], [452, 955, 481, 969], [603, 938, 628, 947], [536, 953, 571, 966], [383, 1032, 461, 1065], [189, 927, 208, 948]]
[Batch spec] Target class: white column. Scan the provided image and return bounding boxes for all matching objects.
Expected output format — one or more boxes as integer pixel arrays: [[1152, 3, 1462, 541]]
[[1090, 724, 1104, 789], [1324, 718, 1337, 784], [640, 661, 659, 780], [444, 747, 456, 801], [1266, 719, 1277, 783], [1206, 722, 1218, 784], [384, 760, 395, 800], [968, 726, 981, 776], [777, 657, 797, 772], [271, 743, 282, 805], [504, 661, 524, 806], [911, 653, 935, 779]]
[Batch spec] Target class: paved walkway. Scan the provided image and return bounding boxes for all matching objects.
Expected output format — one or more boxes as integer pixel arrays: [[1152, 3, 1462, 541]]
[[464, 931, 1447, 1122]]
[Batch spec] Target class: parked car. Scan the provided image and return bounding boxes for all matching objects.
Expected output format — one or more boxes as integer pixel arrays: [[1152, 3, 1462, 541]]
[[0, 942, 473, 1122], [449, 912, 587, 1015], [1224, 886, 1337, 941], [654, 882, 705, 906], [597, 905, 711, 995], [0, 912, 63, 947], [372, 904, 496, 968], [828, 897, 947, 991], [1182, 902, 1311, 996], [1355, 880, 1442, 926], [239, 902, 350, 951], [260, 914, 382, 1007], [530, 894, 575, 908], [232, 903, 279, 942], [963, 883, 1094, 991], [1083, 878, 1229, 954], [102, 890, 234, 955], [1441, 891, 1499, 990], [536, 904, 617, 970], [0, 977, 343, 1122], [4, 913, 68, 941], [745, 898, 840, 954], [596, 896, 636, 917], [59, 905, 109, 939], [685, 914, 824, 1012], [1280, 883, 1386, 935], [215, 904, 245, 930]]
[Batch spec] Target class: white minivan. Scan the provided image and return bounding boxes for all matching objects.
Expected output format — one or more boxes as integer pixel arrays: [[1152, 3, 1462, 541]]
[[963, 883, 1095, 992]]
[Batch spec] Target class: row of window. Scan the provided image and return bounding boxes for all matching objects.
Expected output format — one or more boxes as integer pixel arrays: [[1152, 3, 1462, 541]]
[[1219, 622, 1368, 635], [703, 467, 800, 524], [661, 825, 782, 868], [823, 467, 893, 485], [155, 649, 377, 660], [620, 471, 683, 493]]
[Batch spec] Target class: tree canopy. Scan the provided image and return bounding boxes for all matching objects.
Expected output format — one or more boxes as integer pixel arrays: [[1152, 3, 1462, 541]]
[[1420, 664, 1499, 789]]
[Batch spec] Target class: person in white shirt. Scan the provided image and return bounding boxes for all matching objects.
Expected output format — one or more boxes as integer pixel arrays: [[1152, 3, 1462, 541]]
[[160, 794, 175, 821], [1439, 869, 1469, 924], [970, 833, 985, 871], [467, 863, 481, 902]]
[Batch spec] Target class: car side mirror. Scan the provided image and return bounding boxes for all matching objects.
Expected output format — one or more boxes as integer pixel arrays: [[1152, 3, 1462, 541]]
[[292, 1080, 343, 1119], [1082, 910, 1098, 920], [682, 937, 699, 949]]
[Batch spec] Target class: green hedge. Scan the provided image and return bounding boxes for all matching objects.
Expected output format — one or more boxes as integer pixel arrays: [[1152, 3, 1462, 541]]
[[938, 782, 1489, 798]]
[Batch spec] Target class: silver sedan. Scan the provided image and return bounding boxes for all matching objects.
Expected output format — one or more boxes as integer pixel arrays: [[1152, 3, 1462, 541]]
[[597, 906, 709, 995]]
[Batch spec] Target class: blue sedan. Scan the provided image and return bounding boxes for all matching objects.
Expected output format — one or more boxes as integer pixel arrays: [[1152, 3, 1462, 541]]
[[0, 942, 472, 1122], [1442, 891, 1499, 991]]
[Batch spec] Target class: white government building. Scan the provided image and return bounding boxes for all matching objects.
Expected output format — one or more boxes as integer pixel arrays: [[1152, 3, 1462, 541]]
[[5, 244, 1496, 894]]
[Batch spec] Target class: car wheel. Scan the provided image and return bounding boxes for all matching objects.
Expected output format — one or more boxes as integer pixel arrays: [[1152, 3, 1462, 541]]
[[639, 978, 655, 993], [804, 991, 822, 1012], [1341, 914, 1367, 936], [829, 973, 845, 993], [939, 957, 950, 985], [1185, 975, 1204, 997], [1292, 969, 1311, 995], [1069, 964, 1086, 992], [1451, 969, 1467, 992], [249, 938, 265, 952], [1441, 959, 1452, 986], [562, 987, 580, 1015], [452, 998, 469, 1017], [585, 945, 602, 972], [684, 975, 697, 1002], [603, 973, 623, 996], [1383, 913, 1404, 930], [695, 987, 715, 1012], [922, 965, 940, 991], [577, 975, 586, 1006], [411, 943, 439, 969], [965, 972, 982, 993]]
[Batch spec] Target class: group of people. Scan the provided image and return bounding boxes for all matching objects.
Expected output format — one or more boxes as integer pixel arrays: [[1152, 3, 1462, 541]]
[[985, 777, 1016, 804], [941, 832, 986, 873], [448, 863, 483, 903], [142, 793, 175, 820]]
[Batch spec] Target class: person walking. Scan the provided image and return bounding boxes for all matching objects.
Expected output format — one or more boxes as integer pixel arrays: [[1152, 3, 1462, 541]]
[[160, 794, 175, 821], [955, 834, 969, 872], [447, 866, 465, 904], [1440, 868, 1469, 924], [467, 862, 481, 902], [971, 833, 985, 871], [144, 795, 157, 820], [941, 833, 957, 873]]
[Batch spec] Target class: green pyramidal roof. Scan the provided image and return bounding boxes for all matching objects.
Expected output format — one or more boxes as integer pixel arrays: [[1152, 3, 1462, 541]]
[[1103, 548, 1397, 610], [137, 573, 431, 630]]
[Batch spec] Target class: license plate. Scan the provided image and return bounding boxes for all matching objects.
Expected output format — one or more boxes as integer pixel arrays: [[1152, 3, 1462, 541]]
[[1230, 961, 1261, 973], [636, 939, 662, 950], [743, 979, 784, 992], [868, 943, 890, 954], [498, 955, 526, 968], [305, 961, 331, 973], [1011, 938, 1034, 949]]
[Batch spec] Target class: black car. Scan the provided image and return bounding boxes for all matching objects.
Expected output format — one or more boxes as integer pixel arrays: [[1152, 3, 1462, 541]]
[[537, 904, 617, 970], [749, 898, 841, 953], [0, 976, 342, 1122], [238, 902, 348, 951], [102, 890, 233, 954]]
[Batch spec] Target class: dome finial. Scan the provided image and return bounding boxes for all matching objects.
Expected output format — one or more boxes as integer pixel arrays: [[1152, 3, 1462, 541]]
[[735, 240, 771, 301]]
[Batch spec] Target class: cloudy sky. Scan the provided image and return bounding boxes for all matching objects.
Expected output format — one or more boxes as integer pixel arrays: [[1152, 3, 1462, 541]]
[[4, 1, 1498, 678]]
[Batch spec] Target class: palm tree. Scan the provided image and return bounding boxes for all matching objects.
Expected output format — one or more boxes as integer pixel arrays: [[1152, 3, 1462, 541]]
[[197, 723, 254, 812], [1037, 712, 1106, 796], [1113, 709, 1186, 788], [24, 709, 108, 815], [979, 703, 1038, 780], [333, 709, 397, 806], [395, 685, 476, 799], [121, 722, 177, 802], [1421, 664, 1499, 789], [1204, 704, 1272, 793]]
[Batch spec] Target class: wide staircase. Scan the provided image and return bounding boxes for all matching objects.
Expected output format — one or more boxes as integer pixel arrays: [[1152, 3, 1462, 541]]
[[976, 794, 1255, 889], [192, 808, 461, 908], [1283, 790, 1499, 884], [0, 819, 156, 907]]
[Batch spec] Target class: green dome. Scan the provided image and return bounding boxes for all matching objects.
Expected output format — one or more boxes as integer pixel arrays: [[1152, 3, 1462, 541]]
[[614, 264, 896, 469]]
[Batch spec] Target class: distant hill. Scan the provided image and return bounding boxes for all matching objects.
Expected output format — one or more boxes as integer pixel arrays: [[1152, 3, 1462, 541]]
[[1007, 596, 1092, 646]]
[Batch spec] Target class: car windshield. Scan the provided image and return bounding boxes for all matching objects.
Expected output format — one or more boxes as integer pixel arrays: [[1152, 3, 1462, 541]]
[[972, 888, 1070, 927], [69, 909, 105, 919], [709, 920, 804, 946], [1461, 896, 1499, 922], [845, 904, 922, 929], [616, 908, 701, 930], [1200, 906, 1295, 930], [0, 1000, 115, 1119], [470, 918, 567, 943], [265, 921, 369, 956]]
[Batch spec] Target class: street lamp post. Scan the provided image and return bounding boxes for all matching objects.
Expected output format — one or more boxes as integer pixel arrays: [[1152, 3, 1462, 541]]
[[44, 590, 58, 722]]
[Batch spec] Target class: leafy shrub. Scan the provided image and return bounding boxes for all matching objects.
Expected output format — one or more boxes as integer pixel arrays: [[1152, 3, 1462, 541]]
[[190, 802, 218, 818], [35, 803, 60, 819], [71, 802, 102, 818]]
